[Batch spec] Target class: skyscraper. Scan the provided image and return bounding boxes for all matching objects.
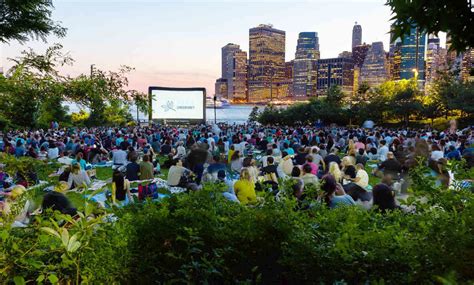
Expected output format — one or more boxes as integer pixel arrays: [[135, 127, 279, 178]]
[[248, 24, 286, 103], [293, 32, 320, 98], [359, 42, 389, 87], [399, 27, 426, 81], [352, 22, 362, 49], [218, 44, 248, 102], [316, 57, 354, 97], [352, 44, 370, 68], [425, 35, 447, 87], [221, 43, 240, 78]]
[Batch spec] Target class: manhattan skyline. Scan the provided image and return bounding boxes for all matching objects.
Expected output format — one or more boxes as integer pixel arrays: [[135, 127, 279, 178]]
[[0, 0, 445, 94]]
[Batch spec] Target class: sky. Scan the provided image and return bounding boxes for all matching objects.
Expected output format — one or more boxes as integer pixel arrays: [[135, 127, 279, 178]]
[[0, 0, 443, 94]]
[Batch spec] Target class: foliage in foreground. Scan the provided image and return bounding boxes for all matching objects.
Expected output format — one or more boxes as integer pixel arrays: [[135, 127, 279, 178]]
[[1, 165, 474, 284]]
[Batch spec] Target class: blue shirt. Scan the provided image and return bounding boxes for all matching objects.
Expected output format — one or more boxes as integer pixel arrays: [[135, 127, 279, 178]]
[[330, 195, 356, 209]]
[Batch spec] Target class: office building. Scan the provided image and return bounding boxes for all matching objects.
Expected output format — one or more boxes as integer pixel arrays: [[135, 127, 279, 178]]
[[221, 43, 241, 78], [352, 22, 362, 49], [425, 36, 448, 87], [388, 38, 402, 80], [220, 44, 248, 102], [399, 27, 426, 81], [352, 44, 370, 68], [359, 42, 389, 87], [248, 24, 286, 102], [293, 32, 320, 98], [316, 57, 354, 97]]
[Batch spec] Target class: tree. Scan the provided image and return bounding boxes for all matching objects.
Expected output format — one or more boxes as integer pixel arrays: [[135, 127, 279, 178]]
[[248, 106, 260, 123], [386, 0, 474, 52], [0, 0, 66, 43], [0, 44, 73, 128], [326, 85, 344, 108]]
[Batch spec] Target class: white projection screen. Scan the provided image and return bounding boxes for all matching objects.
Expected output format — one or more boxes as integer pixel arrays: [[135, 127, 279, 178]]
[[149, 87, 206, 123]]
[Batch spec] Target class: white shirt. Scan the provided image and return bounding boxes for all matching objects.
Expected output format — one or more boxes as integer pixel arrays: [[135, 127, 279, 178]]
[[47, 147, 59, 160], [378, 145, 389, 161], [112, 150, 127, 166], [355, 169, 369, 188], [431, 150, 444, 161]]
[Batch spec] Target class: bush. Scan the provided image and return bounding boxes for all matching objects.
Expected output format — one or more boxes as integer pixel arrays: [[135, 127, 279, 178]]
[[1, 166, 473, 283]]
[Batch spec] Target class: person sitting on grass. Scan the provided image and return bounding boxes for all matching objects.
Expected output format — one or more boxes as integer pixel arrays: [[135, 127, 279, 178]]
[[139, 154, 154, 180], [320, 174, 355, 209], [301, 163, 319, 186], [372, 183, 400, 214], [125, 154, 140, 181], [67, 162, 91, 190], [342, 165, 372, 202], [234, 168, 257, 205], [112, 169, 134, 204]]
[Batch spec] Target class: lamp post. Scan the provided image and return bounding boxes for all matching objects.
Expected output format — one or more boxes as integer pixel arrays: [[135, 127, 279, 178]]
[[213, 95, 217, 124]]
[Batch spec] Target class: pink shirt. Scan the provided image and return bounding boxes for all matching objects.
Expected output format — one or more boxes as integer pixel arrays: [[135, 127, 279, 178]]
[[306, 162, 319, 175]]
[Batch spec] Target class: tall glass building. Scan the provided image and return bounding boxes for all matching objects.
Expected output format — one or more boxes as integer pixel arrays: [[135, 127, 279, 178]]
[[293, 32, 320, 98], [399, 27, 426, 81], [425, 36, 447, 87], [221, 43, 241, 78], [219, 44, 248, 102], [316, 57, 354, 97], [248, 24, 286, 103], [360, 42, 389, 87], [352, 22, 362, 49]]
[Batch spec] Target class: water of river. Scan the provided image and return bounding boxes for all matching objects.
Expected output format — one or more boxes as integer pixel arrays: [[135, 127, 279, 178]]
[[68, 103, 257, 124]]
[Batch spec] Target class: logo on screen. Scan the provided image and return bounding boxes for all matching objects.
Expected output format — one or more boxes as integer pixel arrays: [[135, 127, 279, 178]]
[[161, 101, 176, 112]]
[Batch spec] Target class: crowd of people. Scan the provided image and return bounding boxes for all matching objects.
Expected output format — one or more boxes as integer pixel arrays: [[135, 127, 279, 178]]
[[0, 122, 473, 220]]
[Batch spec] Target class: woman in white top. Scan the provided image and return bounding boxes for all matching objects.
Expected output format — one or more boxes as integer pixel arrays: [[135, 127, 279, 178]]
[[430, 144, 444, 161], [67, 163, 91, 190], [230, 150, 243, 173]]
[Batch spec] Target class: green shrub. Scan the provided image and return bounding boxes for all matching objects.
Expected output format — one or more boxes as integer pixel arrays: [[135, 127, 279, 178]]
[[1, 165, 473, 283]]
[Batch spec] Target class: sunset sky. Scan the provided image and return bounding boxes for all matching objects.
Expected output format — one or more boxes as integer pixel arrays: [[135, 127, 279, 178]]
[[1, 0, 439, 94]]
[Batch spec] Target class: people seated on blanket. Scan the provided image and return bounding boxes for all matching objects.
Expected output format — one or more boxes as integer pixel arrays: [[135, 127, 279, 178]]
[[342, 165, 372, 202], [261, 156, 280, 183], [242, 157, 259, 183], [234, 168, 257, 205], [372, 183, 400, 214], [167, 158, 198, 191], [125, 153, 140, 181], [218, 170, 239, 203], [320, 174, 355, 209], [112, 144, 128, 167], [207, 155, 227, 176], [355, 148, 369, 166], [67, 162, 91, 190], [324, 148, 342, 171], [139, 154, 154, 180], [280, 151, 294, 176], [445, 145, 461, 161], [57, 150, 73, 165], [230, 150, 244, 173], [160, 139, 173, 155], [112, 169, 133, 204], [301, 163, 319, 186], [72, 152, 87, 170], [374, 152, 402, 179], [328, 162, 343, 183]]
